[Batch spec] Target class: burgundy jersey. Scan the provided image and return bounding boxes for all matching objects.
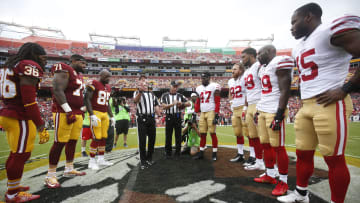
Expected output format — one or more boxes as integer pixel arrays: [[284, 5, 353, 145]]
[[89, 80, 111, 112], [51, 63, 84, 114], [0, 60, 43, 120]]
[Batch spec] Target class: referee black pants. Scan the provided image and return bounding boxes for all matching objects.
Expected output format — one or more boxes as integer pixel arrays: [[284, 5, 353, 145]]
[[165, 114, 182, 156], [137, 115, 156, 163]]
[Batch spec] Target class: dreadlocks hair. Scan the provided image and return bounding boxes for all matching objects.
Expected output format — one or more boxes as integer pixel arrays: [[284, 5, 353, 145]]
[[4, 42, 46, 69]]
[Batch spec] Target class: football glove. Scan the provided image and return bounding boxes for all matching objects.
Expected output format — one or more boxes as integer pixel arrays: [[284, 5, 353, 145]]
[[90, 115, 100, 127], [213, 113, 220, 125], [269, 108, 285, 131], [110, 117, 116, 127], [253, 112, 259, 125], [66, 111, 77, 124], [38, 128, 50, 144]]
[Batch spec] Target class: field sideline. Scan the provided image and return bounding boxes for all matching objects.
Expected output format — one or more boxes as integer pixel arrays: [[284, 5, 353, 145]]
[[1, 122, 360, 180]]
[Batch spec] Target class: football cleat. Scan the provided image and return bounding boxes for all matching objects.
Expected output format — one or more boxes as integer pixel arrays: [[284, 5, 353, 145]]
[[5, 192, 40, 202], [243, 157, 256, 166], [63, 169, 86, 177], [146, 160, 155, 166], [229, 154, 244, 162], [88, 159, 100, 170], [44, 176, 60, 189], [140, 163, 148, 170], [97, 158, 113, 166], [254, 174, 277, 184], [212, 152, 217, 161], [245, 161, 265, 171], [277, 190, 309, 203], [272, 181, 288, 196]]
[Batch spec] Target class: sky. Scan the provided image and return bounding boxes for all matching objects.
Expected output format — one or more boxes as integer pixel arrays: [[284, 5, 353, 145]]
[[0, 0, 359, 49]]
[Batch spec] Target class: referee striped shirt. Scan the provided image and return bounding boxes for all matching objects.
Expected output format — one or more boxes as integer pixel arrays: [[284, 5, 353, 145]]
[[133, 91, 159, 115], [161, 92, 187, 114]]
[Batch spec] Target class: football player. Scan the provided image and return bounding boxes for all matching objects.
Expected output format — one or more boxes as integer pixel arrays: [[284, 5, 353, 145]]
[[241, 48, 265, 170], [193, 72, 221, 161], [0, 42, 49, 202], [228, 63, 246, 163], [45, 54, 87, 188], [85, 69, 115, 170], [278, 3, 360, 203], [254, 45, 294, 196]]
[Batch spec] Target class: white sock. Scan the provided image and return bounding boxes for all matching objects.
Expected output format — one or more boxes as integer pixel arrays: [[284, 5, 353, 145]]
[[90, 157, 96, 162], [266, 168, 276, 178], [81, 147, 86, 152], [213, 148, 218, 152], [237, 144, 243, 154], [97, 155, 104, 160], [249, 146, 255, 157], [279, 174, 288, 183]]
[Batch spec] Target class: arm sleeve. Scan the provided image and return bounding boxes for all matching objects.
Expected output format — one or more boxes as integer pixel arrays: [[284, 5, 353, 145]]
[[214, 95, 221, 113], [194, 98, 200, 113], [276, 56, 295, 70], [330, 15, 360, 36]]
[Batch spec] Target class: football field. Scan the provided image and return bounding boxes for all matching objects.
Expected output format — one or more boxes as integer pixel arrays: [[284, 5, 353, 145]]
[[1, 122, 360, 180]]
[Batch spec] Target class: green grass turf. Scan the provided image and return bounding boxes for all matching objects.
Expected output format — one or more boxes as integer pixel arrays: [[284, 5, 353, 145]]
[[1, 122, 360, 170]]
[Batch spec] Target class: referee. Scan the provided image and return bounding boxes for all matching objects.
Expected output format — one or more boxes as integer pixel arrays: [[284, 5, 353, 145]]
[[134, 75, 161, 169], [161, 80, 190, 158]]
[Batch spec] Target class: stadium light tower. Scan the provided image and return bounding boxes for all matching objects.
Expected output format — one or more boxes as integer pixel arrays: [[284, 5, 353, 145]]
[[0, 20, 65, 39], [226, 34, 274, 49], [89, 33, 141, 46]]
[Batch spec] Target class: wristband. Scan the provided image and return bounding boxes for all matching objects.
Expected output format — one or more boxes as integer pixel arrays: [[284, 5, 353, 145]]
[[61, 103, 72, 113], [341, 81, 357, 94], [243, 106, 248, 111]]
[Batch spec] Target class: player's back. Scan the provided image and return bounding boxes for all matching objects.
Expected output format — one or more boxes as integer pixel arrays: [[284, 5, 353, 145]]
[[292, 15, 360, 99], [0, 60, 43, 120], [89, 80, 111, 112], [51, 63, 84, 114]]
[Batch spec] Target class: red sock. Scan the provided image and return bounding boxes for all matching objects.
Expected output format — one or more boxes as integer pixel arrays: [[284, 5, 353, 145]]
[[6, 152, 31, 195], [248, 137, 253, 147], [49, 142, 66, 165], [90, 140, 100, 158], [252, 138, 263, 159], [274, 146, 289, 174], [236, 136, 244, 144], [65, 139, 77, 162], [296, 150, 315, 187], [262, 143, 275, 168], [324, 155, 350, 203], [200, 133, 207, 149], [210, 133, 218, 149]]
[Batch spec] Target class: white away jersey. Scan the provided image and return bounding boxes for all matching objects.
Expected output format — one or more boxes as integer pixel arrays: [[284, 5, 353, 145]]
[[257, 56, 295, 113], [228, 75, 246, 108], [196, 82, 221, 112], [292, 15, 359, 99], [244, 61, 262, 104]]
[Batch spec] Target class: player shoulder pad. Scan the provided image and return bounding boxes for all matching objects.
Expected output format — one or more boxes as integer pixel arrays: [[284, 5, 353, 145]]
[[51, 63, 72, 75], [15, 60, 44, 78], [87, 79, 99, 91], [330, 15, 360, 36], [276, 56, 295, 70]]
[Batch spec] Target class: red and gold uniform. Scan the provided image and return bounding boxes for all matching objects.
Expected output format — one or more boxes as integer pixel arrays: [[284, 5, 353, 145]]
[[88, 80, 111, 140], [0, 60, 43, 153], [51, 63, 84, 143], [0, 60, 44, 196]]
